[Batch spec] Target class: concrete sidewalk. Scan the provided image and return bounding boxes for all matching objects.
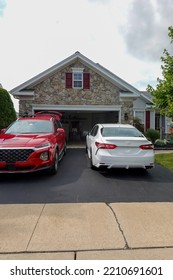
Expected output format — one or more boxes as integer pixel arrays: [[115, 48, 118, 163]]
[[155, 149, 173, 154], [0, 202, 173, 260]]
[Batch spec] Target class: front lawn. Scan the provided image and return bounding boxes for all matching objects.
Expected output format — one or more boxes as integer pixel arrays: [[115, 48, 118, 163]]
[[155, 153, 173, 171]]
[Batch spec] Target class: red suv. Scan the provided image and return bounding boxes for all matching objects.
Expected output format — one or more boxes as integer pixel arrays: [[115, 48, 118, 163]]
[[0, 111, 66, 175]]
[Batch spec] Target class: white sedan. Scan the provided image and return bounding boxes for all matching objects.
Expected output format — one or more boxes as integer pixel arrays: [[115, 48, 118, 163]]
[[86, 124, 154, 170]]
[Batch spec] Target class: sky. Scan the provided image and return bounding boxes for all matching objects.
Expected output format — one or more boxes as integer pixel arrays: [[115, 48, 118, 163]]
[[0, 0, 173, 112]]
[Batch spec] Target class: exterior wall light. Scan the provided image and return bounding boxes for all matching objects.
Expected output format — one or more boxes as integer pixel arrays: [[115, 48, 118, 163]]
[[124, 113, 128, 121]]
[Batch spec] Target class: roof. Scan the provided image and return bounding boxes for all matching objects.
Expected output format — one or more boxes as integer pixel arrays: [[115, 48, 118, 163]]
[[139, 91, 154, 104], [10, 51, 141, 97]]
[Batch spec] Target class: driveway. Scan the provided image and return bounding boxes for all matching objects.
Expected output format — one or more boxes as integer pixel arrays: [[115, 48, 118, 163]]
[[0, 148, 173, 204], [0, 149, 173, 260]]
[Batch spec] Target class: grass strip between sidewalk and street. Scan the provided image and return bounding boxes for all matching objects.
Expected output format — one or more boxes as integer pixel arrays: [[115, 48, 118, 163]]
[[155, 153, 173, 171]]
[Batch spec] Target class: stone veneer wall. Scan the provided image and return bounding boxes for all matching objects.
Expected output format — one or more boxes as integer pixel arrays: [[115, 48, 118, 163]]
[[120, 99, 134, 124], [19, 62, 134, 122]]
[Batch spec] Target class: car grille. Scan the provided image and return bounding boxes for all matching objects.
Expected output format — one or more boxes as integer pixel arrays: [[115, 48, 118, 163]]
[[0, 149, 34, 163], [0, 165, 35, 171]]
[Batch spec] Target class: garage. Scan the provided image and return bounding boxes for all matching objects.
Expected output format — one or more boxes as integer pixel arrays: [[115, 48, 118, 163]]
[[33, 105, 120, 144], [61, 110, 119, 143]]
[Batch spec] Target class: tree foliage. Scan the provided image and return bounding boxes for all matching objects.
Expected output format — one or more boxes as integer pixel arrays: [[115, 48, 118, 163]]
[[0, 88, 17, 130], [147, 26, 173, 117]]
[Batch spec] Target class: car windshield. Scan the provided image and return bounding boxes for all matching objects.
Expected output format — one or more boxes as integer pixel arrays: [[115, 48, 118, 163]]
[[5, 120, 53, 134], [101, 127, 144, 137]]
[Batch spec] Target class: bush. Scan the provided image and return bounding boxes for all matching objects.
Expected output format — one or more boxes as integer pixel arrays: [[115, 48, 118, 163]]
[[0, 88, 16, 130], [145, 129, 160, 143], [133, 117, 144, 133], [155, 139, 166, 146]]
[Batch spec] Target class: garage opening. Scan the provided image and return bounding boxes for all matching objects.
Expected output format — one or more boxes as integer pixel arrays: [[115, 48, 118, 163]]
[[61, 111, 119, 144]]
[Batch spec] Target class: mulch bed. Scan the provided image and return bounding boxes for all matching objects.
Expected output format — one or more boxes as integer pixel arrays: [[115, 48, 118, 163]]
[[154, 143, 173, 150]]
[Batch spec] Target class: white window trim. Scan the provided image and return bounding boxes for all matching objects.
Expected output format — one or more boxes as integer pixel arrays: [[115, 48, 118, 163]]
[[72, 68, 84, 89]]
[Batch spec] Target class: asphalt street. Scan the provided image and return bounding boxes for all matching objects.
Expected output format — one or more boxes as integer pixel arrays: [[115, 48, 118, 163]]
[[0, 148, 173, 204]]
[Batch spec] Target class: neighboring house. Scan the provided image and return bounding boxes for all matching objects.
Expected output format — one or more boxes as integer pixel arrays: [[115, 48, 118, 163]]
[[10, 51, 168, 141]]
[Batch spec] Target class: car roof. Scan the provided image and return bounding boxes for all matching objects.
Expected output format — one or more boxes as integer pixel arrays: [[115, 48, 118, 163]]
[[18, 111, 62, 122], [98, 123, 135, 128], [18, 116, 52, 121]]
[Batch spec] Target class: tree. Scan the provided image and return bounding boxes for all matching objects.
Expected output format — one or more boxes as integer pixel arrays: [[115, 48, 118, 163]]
[[0, 88, 17, 130], [147, 26, 173, 117]]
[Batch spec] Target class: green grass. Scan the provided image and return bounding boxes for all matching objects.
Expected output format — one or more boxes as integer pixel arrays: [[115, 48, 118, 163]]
[[155, 153, 173, 171]]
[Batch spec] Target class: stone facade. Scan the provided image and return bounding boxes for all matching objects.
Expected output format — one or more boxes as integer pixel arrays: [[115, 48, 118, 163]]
[[19, 61, 134, 123], [34, 63, 120, 105]]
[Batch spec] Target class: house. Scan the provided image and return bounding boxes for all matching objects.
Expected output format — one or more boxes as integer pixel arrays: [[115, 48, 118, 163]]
[[10, 51, 169, 141]]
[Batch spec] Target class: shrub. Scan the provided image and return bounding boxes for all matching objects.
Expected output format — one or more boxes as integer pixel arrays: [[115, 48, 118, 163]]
[[155, 139, 166, 146], [145, 129, 160, 143], [169, 139, 173, 145], [133, 117, 144, 133], [0, 88, 16, 130]]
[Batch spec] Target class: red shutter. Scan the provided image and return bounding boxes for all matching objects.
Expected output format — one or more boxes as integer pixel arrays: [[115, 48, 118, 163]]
[[146, 111, 150, 130], [83, 73, 90, 89], [66, 73, 72, 88]]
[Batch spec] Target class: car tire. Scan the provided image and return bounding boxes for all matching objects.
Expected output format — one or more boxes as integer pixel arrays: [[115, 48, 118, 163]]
[[90, 149, 97, 170], [63, 142, 67, 156], [145, 166, 153, 170], [49, 150, 59, 175]]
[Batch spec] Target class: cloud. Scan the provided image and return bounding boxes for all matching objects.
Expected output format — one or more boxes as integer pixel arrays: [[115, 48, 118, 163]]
[[120, 0, 173, 62], [0, 0, 6, 16]]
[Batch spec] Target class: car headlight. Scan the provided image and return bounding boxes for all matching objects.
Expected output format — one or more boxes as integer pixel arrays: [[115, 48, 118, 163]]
[[40, 151, 49, 161], [35, 143, 50, 149]]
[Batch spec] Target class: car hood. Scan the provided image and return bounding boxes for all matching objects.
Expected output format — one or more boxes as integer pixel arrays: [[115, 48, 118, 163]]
[[0, 133, 52, 148]]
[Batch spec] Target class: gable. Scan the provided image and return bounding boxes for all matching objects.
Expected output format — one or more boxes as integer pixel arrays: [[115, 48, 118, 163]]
[[10, 51, 141, 99], [31, 61, 121, 107]]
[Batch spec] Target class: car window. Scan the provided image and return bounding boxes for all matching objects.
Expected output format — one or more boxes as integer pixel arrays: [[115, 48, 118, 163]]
[[5, 120, 53, 134], [54, 120, 62, 130], [90, 125, 98, 136], [101, 127, 144, 137]]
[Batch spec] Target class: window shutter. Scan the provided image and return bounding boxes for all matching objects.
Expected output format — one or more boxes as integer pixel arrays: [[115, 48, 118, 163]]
[[146, 111, 150, 130], [83, 73, 90, 89], [66, 73, 72, 88]]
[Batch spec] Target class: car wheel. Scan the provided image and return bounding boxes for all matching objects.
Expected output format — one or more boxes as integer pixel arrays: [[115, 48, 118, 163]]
[[145, 166, 153, 170], [49, 150, 59, 175], [90, 149, 97, 170], [63, 142, 67, 156]]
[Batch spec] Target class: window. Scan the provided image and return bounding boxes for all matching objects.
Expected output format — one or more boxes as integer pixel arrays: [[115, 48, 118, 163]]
[[155, 113, 160, 130], [134, 111, 145, 124], [90, 125, 98, 136], [73, 72, 83, 88], [6, 120, 53, 134], [101, 127, 143, 138], [65, 69, 90, 89], [54, 120, 62, 131]]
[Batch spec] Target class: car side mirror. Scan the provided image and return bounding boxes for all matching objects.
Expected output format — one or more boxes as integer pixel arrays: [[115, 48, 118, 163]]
[[0, 128, 6, 134], [57, 128, 64, 135]]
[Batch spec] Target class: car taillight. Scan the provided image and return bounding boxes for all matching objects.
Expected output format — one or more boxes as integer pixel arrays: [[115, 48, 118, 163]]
[[139, 144, 154, 150], [95, 142, 117, 149]]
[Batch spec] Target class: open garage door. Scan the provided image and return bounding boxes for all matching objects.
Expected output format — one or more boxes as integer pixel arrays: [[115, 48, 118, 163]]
[[33, 105, 120, 144], [61, 111, 119, 143]]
